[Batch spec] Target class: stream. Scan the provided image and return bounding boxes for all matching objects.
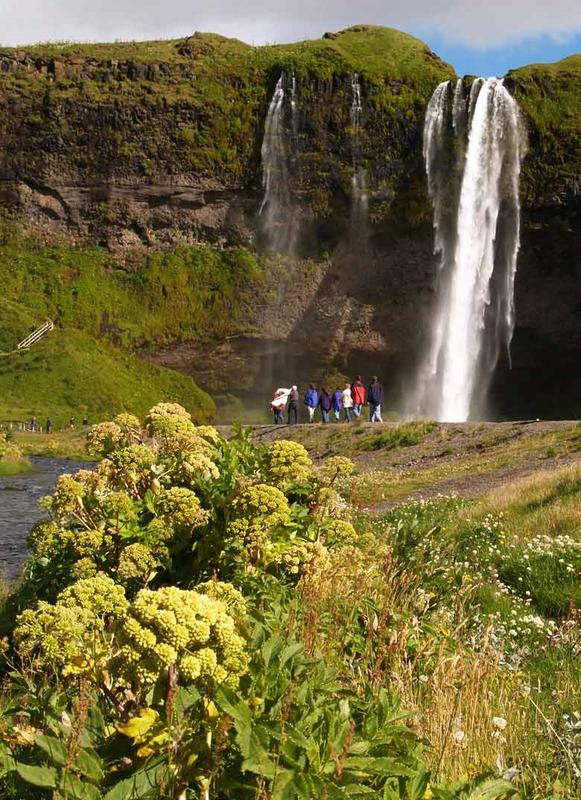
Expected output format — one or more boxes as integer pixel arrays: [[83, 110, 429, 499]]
[[0, 456, 92, 580]]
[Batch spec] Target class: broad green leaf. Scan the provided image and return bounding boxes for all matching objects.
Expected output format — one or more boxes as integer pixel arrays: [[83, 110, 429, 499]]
[[279, 642, 304, 669], [74, 747, 104, 783], [103, 761, 168, 800], [117, 708, 159, 739], [342, 756, 416, 778], [0, 741, 16, 777], [35, 733, 68, 766], [407, 767, 430, 800], [215, 685, 253, 727], [61, 771, 103, 800], [261, 634, 284, 669], [466, 778, 521, 800], [16, 762, 57, 788], [240, 724, 276, 779]]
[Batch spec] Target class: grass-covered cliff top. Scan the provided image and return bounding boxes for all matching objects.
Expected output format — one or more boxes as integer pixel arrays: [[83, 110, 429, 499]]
[[0, 25, 454, 84], [507, 54, 581, 204]]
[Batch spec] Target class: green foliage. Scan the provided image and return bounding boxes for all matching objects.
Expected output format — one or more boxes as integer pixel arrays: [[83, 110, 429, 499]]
[[358, 421, 438, 451]]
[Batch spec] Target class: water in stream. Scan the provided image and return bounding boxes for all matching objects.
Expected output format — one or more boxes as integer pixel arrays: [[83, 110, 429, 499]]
[[0, 457, 92, 579]]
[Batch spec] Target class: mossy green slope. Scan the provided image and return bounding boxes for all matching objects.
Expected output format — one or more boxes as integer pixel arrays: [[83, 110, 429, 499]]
[[507, 54, 581, 204], [0, 301, 214, 423]]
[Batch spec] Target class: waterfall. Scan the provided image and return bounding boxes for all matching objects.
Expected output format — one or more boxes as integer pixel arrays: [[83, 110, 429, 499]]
[[409, 78, 525, 422], [259, 72, 298, 255], [350, 73, 368, 221]]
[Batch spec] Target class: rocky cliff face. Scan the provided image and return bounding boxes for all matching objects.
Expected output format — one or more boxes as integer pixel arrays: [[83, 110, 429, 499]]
[[0, 28, 579, 418]]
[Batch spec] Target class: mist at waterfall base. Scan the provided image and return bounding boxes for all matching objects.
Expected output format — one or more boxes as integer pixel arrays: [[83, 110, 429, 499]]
[[251, 70, 373, 410], [406, 78, 525, 423]]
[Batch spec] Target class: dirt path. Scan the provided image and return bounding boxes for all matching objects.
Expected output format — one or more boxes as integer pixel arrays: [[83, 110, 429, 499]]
[[218, 420, 581, 507]]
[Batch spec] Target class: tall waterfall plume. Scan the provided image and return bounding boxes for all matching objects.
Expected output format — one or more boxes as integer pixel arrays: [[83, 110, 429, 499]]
[[259, 72, 298, 254], [408, 77, 525, 422], [350, 72, 368, 222]]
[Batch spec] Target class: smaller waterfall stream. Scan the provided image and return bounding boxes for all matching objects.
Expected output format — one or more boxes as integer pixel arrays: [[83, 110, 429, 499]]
[[350, 72, 368, 224], [259, 72, 298, 255], [409, 78, 525, 422]]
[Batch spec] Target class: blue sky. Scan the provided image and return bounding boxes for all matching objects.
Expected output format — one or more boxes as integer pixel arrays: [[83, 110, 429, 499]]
[[2, 1, 580, 77], [424, 32, 581, 77]]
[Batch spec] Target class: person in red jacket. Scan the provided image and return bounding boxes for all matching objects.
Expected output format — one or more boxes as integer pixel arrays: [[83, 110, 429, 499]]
[[351, 376, 366, 418]]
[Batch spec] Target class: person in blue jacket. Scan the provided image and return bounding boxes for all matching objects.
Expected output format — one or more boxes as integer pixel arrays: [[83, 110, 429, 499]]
[[318, 388, 332, 423], [304, 384, 318, 422], [367, 376, 384, 422], [331, 387, 343, 421]]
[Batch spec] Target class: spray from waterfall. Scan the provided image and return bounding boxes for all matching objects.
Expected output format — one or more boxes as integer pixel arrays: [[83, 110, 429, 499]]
[[259, 72, 298, 255], [350, 72, 368, 223], [408, 78, 525, 422]]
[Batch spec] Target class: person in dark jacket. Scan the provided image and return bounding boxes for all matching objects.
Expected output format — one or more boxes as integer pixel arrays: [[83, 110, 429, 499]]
[[367, 376, 384, 422], [304, 384, 318, 423], [331, 387, 343, 421], [351, 376, 366, 418], [45, 418, 53, 434], [318, 388, 332, 424], [287, 385, 300, 424]]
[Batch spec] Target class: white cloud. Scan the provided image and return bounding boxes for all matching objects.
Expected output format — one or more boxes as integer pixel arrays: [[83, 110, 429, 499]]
[[1, 0, 580, 49]]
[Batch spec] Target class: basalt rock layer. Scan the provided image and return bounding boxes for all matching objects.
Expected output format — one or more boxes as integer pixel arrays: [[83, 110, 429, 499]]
[[0, 28, 579, 418]]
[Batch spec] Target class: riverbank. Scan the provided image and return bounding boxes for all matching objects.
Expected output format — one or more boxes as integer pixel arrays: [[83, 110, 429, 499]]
[[0, 432, 32, 476], [12, 429, 94, 461]]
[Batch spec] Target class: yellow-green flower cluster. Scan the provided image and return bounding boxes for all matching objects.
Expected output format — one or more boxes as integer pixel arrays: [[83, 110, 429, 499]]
[[196, 580, 247, 618], [321, 518, 358, 547], [276, 541, 329, 576], [144, 402, 194, 438], [262, 440, 313, 486], [41, 474, 86, 519], [157, 486, 209, 528], [103, 444, 158, 493], [14, 574, 128, 670], [58, 573, 129, 616], [117, 543, 158, 584], [311, 487, 345, 518], [319, 455, 355, 484], [87, 421, 124, 456], [227, 484, 291, 566], [113, 413, 141, 435], [111, 586, 248, 689]]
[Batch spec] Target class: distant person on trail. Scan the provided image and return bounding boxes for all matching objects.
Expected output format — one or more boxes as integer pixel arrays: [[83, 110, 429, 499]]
[[367, 376, 384, 423], [30, 417, 37, 432], [287, 385, 300, 425], [271, 388, 289, 424], [351, 376, 366, 418], [69, 417, 75, 429], [332, 388, 343, 421], [342, 383, 353, 422], [318, 388, 332, 424], [304, 384, 318, 423], [82, 416, 88, 426], [46, 418, 53, 434]]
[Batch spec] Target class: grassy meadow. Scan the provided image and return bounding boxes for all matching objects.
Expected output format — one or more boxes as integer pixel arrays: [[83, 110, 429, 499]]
[[0, 414, 578, 798]]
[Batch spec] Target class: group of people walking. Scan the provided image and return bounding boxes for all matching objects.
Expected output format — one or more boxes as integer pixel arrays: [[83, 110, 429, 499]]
[[271, 376, 384, 425]]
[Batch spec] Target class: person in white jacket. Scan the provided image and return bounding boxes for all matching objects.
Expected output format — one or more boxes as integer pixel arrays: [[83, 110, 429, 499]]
[[342, 383, 353, 423], [271, 388, 289, 424]]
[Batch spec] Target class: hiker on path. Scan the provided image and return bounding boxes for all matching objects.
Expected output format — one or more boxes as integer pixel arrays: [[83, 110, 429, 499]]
[[367, 376, 384, 423], [342, 383, 353, 422], [271, 388, 289, 424], [46, 418, 53, 434], [332, 388, 343, 421], [318, 388, 332, 424], [287, 385, 300, 425], [304, 384, 318, 423], [351, 376, 366, 418]]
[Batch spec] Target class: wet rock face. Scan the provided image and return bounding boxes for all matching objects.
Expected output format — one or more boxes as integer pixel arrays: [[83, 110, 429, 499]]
[[0, 40, 579, 418]]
